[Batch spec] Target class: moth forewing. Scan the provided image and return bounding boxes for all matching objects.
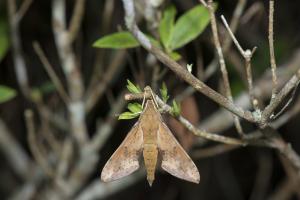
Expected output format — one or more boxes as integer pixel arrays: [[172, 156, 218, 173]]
[[101, 122, 143, 182], [157, 122, 200, 183]]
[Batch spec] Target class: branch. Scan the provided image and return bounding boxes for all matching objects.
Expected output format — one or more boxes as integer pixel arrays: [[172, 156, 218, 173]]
[[0, 119, 31, 180], [68, 0, 86, 43], [89, 91, 127, 152], [121, 0, 256, 123], [33, 42, 70, 104], [25, 110, 55, 178], [16, 0, 33, 22], [125, 92, 245, 145], [199, 49, 300, 133], [223, 0, 246, 51], [261, 70, 300, 126], [268, 0, 278, 98], [207, 0, 244, 136], [52, 0, 88, 144], [7, 0, 30, 97], [85, 50, 126, 112], [221, 15, 259, 110]]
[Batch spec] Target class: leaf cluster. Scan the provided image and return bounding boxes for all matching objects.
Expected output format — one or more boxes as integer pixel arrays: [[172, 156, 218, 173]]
[[93, 4, 211, 61]]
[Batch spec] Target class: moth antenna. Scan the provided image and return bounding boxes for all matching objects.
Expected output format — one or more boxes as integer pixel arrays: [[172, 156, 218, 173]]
[[142, 91, 146, 108]]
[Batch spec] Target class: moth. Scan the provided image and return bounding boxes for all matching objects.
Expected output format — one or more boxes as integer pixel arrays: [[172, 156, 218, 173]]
[[101, 86, 200, 186]]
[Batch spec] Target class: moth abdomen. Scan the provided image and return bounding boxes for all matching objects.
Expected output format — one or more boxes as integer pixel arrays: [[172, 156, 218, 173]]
[[143, 144, 158, 186]]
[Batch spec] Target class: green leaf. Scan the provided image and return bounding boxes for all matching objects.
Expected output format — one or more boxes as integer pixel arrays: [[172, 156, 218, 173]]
[[127, 102, 143, 113], [169, 5, 211, 50], [93, 31, 161, 49], [118, 111, 140, 120], [126, 79, 142, 94], [171, 100, 181, 116], [0, 19, 10, 62], [160, 82, 169, 103], [0, 85, 17, 103], [168, 51, 181, 61], [159, 5, 176, 50], [93, 31, 139, 49]]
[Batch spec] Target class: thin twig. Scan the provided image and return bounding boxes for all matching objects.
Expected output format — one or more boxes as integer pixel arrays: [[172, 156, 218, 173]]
[[36, 101, 62, 155], [241, 2, 264, 24], [87, 0, 116, 94], [33, 42, 70, 104], [7, 0, 30, 97], [223, 0, 246, 51], [55, 139, 73, 181], [245, 48, 259, 110], [85, 50, 126, 112], [68, 0, 86, 44], [16, 0, 33, 22], [261, 69, 300, 126], [207, 1, 232, 101], [207, 0, 244, 136], [268, 0, 278, 99], [89, 91, 127, 152], [221, 15, 259, 110], [221, 15, 245, 56], [25, 110, 55, 178], [272, 80, 300, 119], [0, 119, 31, 180]]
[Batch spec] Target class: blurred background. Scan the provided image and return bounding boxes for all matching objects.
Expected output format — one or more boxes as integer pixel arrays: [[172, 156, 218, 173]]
[[1, 0, 300, 199]]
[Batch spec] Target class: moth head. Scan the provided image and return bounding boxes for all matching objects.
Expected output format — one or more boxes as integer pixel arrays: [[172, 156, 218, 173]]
[[143, 86, 159, 108], [144, 86, 154, 101], [144, 86, 152, 96]]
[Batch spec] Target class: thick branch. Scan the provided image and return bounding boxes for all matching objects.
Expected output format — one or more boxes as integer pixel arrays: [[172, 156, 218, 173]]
[[52, 0, 88, 144]]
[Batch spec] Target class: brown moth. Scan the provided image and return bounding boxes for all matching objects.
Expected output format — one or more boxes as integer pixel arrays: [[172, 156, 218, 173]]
[[101, 86, 200, 186]]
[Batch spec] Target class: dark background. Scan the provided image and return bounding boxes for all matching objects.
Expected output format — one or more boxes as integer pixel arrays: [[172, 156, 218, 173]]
[[1, 0, 300, 199]]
